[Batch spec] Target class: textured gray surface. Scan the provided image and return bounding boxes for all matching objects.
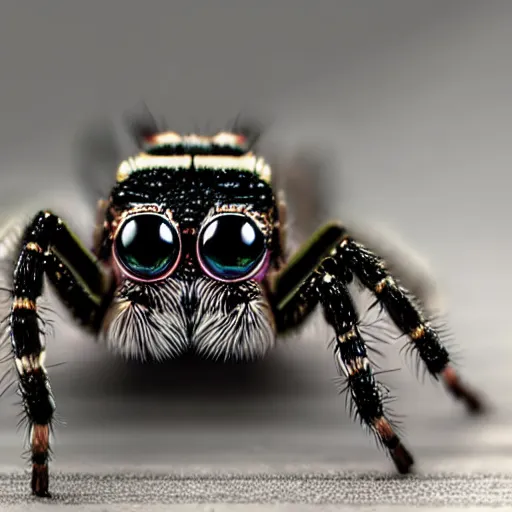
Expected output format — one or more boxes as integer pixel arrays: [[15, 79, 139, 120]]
[[1, 472, 512, 507], [0, 1, 512, 509]]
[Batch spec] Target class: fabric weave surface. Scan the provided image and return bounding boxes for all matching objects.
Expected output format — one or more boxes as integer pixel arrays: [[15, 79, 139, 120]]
[[1, 471, 511, 507]]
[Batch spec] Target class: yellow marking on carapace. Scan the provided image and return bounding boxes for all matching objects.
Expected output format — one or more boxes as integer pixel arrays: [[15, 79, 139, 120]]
[[25, 242, 43, 253], [194, 154, 256, 170], [116, 155, 193, 182], [116, 150, 272, 184], [255, 156, 272, 182], [12, 297, 36, 311], [116, 160, 132, 183], [410, 325, 426, 340]]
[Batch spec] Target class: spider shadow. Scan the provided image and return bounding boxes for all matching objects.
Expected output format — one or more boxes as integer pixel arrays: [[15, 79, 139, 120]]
[[97, 349, 305, 399], [53, 336, 324, 428]]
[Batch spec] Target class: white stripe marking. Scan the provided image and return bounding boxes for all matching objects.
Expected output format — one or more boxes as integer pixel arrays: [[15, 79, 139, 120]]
[[116, 153, 272, 183]]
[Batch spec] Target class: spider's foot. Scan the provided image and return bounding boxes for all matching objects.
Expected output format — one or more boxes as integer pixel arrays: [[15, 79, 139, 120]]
[[33, 490, 51, 499], [373, 418, 415, 474], [441, 365, 487, 416], [31, 463, 51, 498], [389, 441, 415, 474]]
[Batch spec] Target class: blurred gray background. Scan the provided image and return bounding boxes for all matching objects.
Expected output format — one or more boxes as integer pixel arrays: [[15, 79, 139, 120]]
[[0, 0, 511, 509]]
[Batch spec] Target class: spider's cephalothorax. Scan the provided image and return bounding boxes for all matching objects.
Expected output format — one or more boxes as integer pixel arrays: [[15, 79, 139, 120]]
[[8, 118, 486, 498], [94, 131, 283, 362]]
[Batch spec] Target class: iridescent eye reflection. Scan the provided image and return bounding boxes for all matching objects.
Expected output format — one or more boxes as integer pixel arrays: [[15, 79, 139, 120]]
[[114, 213, 180, 280], [198, 213, 267, 281]]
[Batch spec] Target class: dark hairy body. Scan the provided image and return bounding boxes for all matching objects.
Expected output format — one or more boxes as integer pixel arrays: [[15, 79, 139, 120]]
[[6, 114, 485, 497]]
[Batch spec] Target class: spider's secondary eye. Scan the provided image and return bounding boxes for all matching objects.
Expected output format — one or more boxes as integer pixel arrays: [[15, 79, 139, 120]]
[[114, 213, 180, 280], [198, 214, 266, 281]]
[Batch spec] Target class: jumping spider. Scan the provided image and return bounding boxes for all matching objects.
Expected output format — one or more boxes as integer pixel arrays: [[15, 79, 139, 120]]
[[7, 112, 484, 497]]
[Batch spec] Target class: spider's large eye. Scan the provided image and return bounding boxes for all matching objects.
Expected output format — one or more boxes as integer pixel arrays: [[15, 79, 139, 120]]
[[197, 213, 267, 281], [114, 213, 180, 280]]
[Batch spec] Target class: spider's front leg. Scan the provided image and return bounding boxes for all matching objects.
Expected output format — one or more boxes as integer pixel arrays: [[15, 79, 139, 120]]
[[317, 260, 415, 471], [10, 210, 112, 497], [271, 223, 413, 471]]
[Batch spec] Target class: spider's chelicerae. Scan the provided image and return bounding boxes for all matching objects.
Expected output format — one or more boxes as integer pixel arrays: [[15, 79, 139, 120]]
[[8, 113, 484, 498]]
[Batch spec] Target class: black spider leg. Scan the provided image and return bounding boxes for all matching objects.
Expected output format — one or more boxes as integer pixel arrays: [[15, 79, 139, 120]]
[[270, 223, 413, 472], [314, 259, 415, 473], [270, 223, 345, 333], [10, 210, 112, 498], [336, 236, 484, 414]]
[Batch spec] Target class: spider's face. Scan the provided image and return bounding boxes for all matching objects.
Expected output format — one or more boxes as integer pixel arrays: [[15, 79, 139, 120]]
[[96, 131, 283, 362]]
